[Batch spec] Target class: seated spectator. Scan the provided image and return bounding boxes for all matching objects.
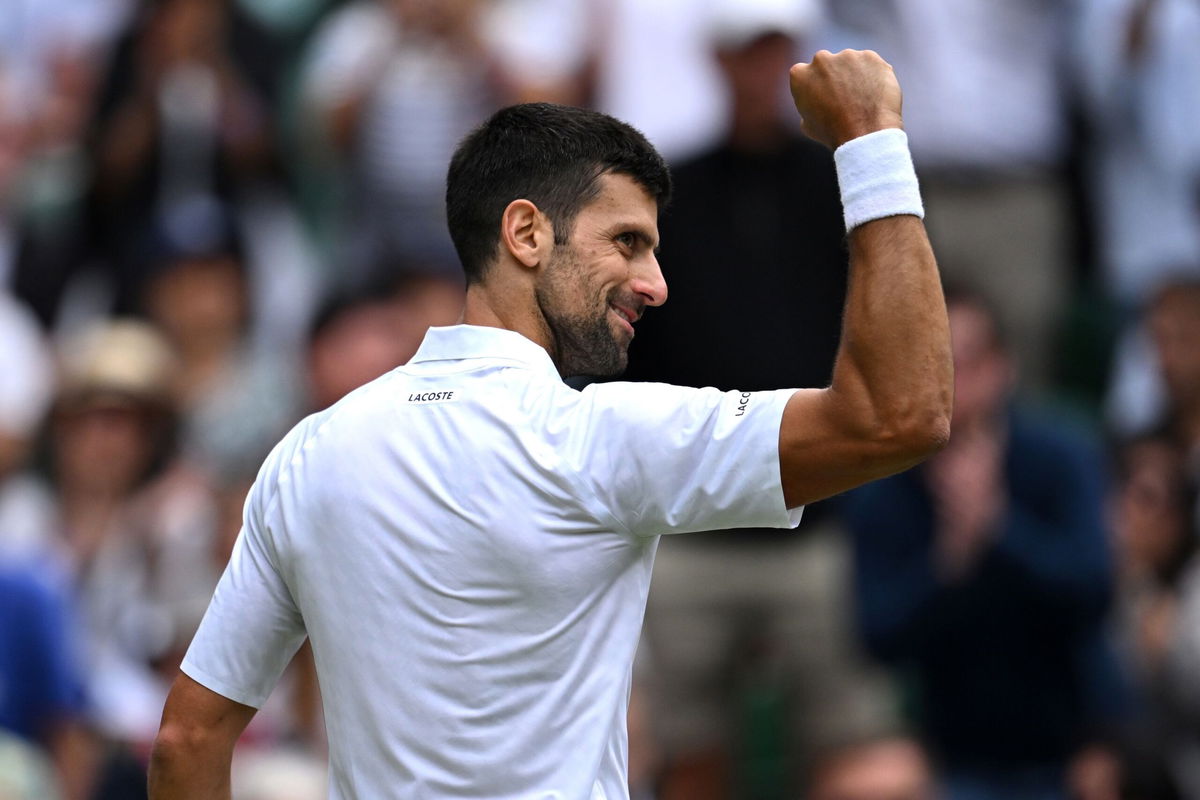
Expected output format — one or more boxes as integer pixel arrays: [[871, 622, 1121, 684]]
[[844, 287, 1124, 800], [138, 199, 303, 481], [47, 321, 194, 745]]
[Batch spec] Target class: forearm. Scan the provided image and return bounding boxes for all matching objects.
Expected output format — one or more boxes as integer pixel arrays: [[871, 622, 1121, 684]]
[[148, 736, 234, 799], [831, 211, 952, 456]]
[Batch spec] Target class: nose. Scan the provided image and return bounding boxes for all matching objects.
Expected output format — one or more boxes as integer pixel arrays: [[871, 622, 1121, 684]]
[[631, 254, 668, 308]]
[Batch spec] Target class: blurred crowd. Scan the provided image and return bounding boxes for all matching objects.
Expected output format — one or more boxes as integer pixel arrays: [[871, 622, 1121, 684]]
[[0, 0, 1197, 799]]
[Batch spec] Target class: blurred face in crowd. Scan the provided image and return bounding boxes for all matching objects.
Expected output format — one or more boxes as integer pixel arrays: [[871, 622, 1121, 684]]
[[948, 299, 1013, 430], [143, 0, 227, 69], [391, 275, 465, 363], [389, 0, 480, 36], [534, 173, 666, 377], [53, 396, 160, 498], [1149, 283, 1200, 412], [308, 301, 407, 411], [716, 32, 797, 133], [144, 255, 247, 357], [1114, 438, 1191, 580], [809, 738, 937, 800]]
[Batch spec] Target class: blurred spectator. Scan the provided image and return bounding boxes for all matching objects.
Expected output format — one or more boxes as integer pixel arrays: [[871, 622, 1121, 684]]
[[1109, 279, 1200, 483], [0, 294, 55, 562], [1072, 0, 1200, 310], [91, 0, 277, 236], [823, 0, 1077, 391], [138, 199, 304, 481], [306, 273, 463, 413], [39, 0, 319, 347], [1109, 434, 1193, 799], [300, 0, 509, 289], [844, 288, 1124, 800], [1, 0, 119, 329], [0, 566, 94, 800], [1106, 310, 1200, 798], [627, 4, 895, 798], [1159, 546, 1200, 799], [46, 321, 202, 743], [807, 734, 937, 800], [1144, 281, 1200, 470], [306, 291, 410, 412], [486, 0, 774, 162]]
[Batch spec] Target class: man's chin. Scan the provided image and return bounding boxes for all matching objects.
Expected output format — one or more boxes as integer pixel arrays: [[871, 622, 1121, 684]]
[[563, 350, 628, 381]]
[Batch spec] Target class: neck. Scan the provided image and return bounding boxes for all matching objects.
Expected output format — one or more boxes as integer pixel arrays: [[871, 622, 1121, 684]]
[[462, 283, 559, 368]]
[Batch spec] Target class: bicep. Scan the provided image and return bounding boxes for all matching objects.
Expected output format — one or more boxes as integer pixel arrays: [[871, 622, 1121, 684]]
[[778, 388, 933, 508]]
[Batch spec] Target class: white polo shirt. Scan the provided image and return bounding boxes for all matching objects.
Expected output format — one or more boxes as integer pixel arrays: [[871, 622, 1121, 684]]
[[183, 324, 802, 799]]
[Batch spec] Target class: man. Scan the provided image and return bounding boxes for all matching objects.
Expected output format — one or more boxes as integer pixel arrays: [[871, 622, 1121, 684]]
[[844, 289, 1122, 800], [623, 6, 895, 797], [149, 50, 952, 798]]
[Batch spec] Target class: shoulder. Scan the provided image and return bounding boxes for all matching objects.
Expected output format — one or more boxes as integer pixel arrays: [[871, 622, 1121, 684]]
[[245, 374, 397, 516]]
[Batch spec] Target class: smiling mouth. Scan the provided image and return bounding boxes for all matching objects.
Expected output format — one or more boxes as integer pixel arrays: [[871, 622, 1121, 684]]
[[609, 304, 638, 335]]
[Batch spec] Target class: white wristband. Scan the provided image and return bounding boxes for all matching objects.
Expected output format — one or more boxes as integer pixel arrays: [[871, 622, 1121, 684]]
[[833, 128, 924, 232]]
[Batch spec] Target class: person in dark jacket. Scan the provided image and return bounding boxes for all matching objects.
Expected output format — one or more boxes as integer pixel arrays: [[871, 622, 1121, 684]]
[[843, 287, 1126, 800]]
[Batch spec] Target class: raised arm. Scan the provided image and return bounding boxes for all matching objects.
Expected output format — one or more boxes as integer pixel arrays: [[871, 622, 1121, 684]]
[[779, 50, 952, 508], [148, 673, 257, 799]]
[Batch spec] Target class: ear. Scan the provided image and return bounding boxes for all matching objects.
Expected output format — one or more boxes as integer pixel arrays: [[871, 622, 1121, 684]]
[[499, 199, 554, 270]]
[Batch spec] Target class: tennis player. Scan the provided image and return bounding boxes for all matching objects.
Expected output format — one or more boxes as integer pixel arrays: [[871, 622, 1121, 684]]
[[149, 49, 951, 799]]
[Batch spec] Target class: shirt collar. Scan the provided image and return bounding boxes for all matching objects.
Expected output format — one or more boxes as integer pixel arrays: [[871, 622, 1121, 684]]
[[409, 325, 561, 379]]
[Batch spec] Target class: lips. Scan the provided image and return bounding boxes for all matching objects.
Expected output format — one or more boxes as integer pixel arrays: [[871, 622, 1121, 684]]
[[609, 304, 639, 335]]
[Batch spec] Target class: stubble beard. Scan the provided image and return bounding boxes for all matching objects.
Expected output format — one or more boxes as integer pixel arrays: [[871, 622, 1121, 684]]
[[535, 245, 629, 379]]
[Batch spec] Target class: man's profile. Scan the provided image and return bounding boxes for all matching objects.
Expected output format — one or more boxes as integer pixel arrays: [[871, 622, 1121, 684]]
[[148, 50, 952, 799]]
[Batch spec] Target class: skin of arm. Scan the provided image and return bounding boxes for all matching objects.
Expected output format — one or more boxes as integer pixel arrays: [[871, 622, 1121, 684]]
[[779, 50, 953, 508], [148, 673, 257, 799]]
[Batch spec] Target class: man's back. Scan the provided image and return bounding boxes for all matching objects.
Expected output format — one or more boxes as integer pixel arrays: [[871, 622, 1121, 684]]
[[183, 325, 799, 798]]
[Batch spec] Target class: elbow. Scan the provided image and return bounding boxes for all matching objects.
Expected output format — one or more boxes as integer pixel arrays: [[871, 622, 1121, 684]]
[[149, 722, 191, 772], [913, 411, 952, 457], [150, 719, 221, 773], [876, 408, 951, 465]]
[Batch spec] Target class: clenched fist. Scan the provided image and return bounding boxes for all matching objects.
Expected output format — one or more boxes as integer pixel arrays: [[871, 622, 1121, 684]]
[[789, 50, 903, 150]]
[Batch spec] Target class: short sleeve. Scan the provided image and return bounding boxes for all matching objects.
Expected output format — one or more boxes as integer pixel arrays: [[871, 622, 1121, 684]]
[[181, 483, 306, 709], [567, 382, 803, 537]]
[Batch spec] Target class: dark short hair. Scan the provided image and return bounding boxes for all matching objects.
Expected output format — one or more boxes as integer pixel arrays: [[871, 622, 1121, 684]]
[[446, 103, 672, 284]]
